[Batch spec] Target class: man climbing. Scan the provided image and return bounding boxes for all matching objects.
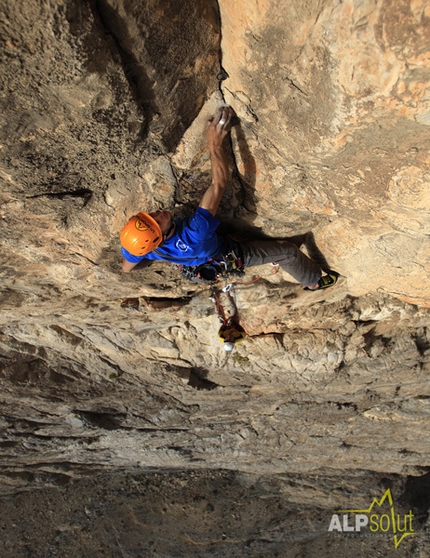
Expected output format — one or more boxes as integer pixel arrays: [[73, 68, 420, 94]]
[[120, 106, 338, 291]]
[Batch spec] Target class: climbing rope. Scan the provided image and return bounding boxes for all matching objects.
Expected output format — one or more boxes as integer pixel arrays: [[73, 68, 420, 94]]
[[210, 283, 248, 334], [210, 286, 227, 325]]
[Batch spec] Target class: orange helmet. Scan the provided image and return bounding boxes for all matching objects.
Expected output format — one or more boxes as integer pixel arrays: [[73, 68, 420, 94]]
[[120, 212, 162, 256]]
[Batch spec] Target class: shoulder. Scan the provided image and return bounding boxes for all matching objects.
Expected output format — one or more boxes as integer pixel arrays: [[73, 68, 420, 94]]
[[186, 207, 220, 231], [196, 206, 219, 221]]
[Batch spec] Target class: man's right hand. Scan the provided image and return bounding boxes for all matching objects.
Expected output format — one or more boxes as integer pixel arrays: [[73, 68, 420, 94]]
[[200, 107, 235, 217], [206, 106, 234, 151]]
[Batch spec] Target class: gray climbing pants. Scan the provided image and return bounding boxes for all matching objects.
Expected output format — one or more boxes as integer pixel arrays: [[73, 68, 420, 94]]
[[238, 239, 322, 287]]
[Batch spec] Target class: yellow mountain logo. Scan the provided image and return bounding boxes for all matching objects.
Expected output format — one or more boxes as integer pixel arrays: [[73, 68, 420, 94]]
[[328, 488, 415, 548]]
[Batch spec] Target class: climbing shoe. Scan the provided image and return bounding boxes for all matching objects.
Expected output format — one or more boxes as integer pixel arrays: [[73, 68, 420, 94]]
[[304, 271, 339, 291]]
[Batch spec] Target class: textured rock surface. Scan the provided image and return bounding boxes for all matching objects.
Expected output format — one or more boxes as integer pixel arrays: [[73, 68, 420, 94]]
[[1, 0, 430, 555], [216, 0, 430, 305], [1, 469, 428, 557]]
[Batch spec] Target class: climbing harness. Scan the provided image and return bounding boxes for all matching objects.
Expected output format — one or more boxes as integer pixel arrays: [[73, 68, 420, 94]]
[[180, 261, 224, 284], [180, 246, 245, 285]]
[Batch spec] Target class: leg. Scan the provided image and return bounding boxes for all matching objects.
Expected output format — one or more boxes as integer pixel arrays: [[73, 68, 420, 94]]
[[239, 239, 322, 287]]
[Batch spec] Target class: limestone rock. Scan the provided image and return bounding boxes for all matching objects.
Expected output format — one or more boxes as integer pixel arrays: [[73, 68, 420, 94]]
[[217, 0, 430, 303]]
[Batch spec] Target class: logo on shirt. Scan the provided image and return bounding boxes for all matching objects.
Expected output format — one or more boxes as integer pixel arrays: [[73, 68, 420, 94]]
[[176, 239, 189, 252]]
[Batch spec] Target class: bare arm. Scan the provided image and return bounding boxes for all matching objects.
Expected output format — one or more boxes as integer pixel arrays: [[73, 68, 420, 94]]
[[122, 258, 152, 273], [199, 106, 234, 217], [122, 259, 137, 273]]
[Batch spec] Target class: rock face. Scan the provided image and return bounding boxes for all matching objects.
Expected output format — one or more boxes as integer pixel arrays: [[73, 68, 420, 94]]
[[218, 0, 430, 305], [1, 0, 430, 554]]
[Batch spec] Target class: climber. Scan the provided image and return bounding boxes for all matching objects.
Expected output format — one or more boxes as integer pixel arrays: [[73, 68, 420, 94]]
[[212, 286, 246, 352], [120, 106, 338, 291]]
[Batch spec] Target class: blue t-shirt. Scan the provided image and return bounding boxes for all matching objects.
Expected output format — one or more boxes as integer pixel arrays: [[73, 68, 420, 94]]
[[121, 207, 223, 266]]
